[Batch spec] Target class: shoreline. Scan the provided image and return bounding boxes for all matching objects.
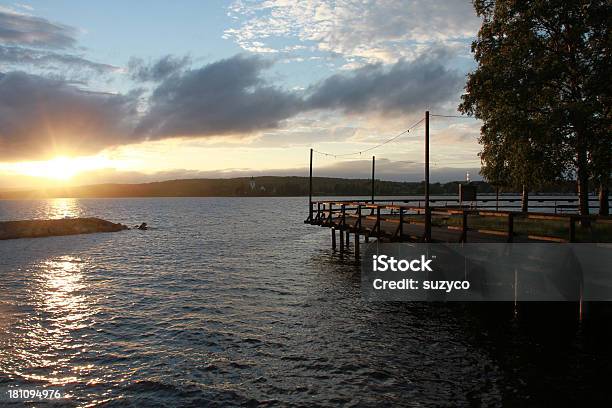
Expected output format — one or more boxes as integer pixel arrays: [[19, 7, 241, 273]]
[[0, 218, 129, 240]]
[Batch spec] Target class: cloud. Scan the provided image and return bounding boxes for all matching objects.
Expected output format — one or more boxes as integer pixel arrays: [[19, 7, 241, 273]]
[[0, 71, 139, 161], [225, 0, 480, 63], [136, 54, 304, 138], [310, 157, 480, 182], [0, 49, 464, 161], [138, 51, 461, 139], [0, 45, 118, 73], [0, 9, 120, 77], [0, 8, 76, 48], [71, 158, 479, 185], [14, 4, 35, 12], [305, 50, 463, 115], [0, 160, 480, 190], [256, 124, 358, 148], [128, 55, 191, 82]]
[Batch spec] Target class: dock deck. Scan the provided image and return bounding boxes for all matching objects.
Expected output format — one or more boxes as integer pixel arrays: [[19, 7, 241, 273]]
[[305, 200, 612, 258]]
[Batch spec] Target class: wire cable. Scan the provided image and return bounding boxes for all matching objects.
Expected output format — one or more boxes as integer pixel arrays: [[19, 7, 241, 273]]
[[430, 114, 476, 119], [312, 117, 425, 158]]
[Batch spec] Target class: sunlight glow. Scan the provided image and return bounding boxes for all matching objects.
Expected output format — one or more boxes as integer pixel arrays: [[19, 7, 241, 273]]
[[9, 155, 114, 180]]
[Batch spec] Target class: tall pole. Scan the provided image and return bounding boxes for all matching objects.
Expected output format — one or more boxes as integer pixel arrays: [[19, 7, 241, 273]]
[[309, 148, 313, 221], [371, 156, 376, 203], [496, 186, 500, 211], [424, 111, 431, 241]]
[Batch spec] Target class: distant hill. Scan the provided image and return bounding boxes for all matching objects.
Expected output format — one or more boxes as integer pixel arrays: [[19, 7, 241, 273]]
[[0, 176, 582, 199]]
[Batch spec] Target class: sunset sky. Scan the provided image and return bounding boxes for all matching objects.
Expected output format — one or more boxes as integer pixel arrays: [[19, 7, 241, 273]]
[[0, 0, 484, 189]]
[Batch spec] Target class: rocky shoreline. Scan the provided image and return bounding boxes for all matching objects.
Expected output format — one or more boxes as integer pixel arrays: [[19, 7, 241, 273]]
[[0, 218, 129, 240]]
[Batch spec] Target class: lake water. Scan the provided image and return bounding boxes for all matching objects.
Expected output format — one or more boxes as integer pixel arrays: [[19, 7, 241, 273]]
[[1, 197, 611, 406]]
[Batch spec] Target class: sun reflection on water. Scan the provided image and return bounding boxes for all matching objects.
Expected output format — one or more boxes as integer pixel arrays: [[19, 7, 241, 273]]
[[44, 198, 82, 219], [7, 255, 99, 391], [42, 256, 90, 329]]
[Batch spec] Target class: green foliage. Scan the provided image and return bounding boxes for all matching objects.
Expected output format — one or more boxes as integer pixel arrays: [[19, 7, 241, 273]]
[[460, 0, 611, 214]]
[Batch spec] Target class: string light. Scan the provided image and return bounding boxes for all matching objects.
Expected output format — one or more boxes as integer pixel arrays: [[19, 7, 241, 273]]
[[312, 117, 425, 158]]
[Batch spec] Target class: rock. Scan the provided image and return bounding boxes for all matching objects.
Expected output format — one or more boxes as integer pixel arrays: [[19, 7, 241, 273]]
[[137, 222, 148, 230], [0, 218, 129, 240]]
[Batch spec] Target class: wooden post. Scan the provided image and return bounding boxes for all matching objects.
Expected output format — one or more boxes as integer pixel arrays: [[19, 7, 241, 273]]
[[569, 216, 576, 243], [354, 232, 360, 259], [600, 183, 610, 216], [376, 206, 381, 239], [339, 225, 344, 253], [346, 229, 350, 248], [496, 186, 499, 211], [309, 148, 313, 221], [399, 207, 404, 240], [424, 111, 431, 241], [461, 211, 468, 243], [371, 156, 376, 204], [331, 227, 336, 250], [507, 213, 514, 243]]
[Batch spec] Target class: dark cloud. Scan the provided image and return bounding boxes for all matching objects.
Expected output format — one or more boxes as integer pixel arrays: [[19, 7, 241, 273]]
[[305, 55, 463, 115], [0, 45, 118, 73], [136, 54, 304, 138], [0, 51, 465, 161], [0, 10, 76, 48], [128, 55, 191, 82], [0, 71, 139, 161], [136, 52, 462, 139]]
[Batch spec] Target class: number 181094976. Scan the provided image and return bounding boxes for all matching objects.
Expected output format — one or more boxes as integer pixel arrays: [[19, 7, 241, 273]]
[[7, 388, 62, 399]]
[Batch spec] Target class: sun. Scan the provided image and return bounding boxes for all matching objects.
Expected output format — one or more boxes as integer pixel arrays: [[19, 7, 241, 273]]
[[43, 157, 81, 180], [8, 155, 115, 182]]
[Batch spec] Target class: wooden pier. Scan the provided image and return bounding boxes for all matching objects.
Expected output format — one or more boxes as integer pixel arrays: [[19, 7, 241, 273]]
[[305, 199, 612, 258], [306, 111, 610, 258]]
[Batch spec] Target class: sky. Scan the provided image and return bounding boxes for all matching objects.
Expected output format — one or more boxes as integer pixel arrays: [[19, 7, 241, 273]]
[[0, 0, 484, 189]]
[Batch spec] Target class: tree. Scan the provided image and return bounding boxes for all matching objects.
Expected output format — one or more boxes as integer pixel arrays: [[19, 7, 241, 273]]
[[460, 0, 611, 216]]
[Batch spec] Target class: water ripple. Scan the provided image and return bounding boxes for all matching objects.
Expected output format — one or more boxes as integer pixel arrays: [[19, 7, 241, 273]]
[[1, 198, 611, 406]]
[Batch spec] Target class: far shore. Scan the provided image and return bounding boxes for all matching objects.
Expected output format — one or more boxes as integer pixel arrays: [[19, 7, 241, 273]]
[[0, 176, 595, 200]]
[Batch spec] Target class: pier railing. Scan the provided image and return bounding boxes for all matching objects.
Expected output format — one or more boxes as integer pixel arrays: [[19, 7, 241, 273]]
[[308, 196, 603, 213], [306, 200, 612, 244]]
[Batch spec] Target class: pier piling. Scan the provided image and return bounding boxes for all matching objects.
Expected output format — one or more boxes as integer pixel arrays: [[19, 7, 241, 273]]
[[424, 111, 431, 242], [371, 156, 375, 204], [331, 227, 336, 250], [309, 148, 313, 222]]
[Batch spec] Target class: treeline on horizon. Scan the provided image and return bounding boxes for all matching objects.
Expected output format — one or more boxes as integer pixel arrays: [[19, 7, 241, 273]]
[[0, 177, 595, 199]]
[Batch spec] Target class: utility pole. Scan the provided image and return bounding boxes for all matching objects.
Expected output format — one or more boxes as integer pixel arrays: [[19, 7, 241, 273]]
[[496, 186, 500, 211], [424, 111, 431, 241], [371, 156, 375, 203], [309, 148, 313, 221]]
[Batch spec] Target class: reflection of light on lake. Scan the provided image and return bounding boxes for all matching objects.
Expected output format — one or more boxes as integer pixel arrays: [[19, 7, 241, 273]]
[[43, 256, 88, 327], [47, 198, 81, 219], [12, 255, 97, 388]]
